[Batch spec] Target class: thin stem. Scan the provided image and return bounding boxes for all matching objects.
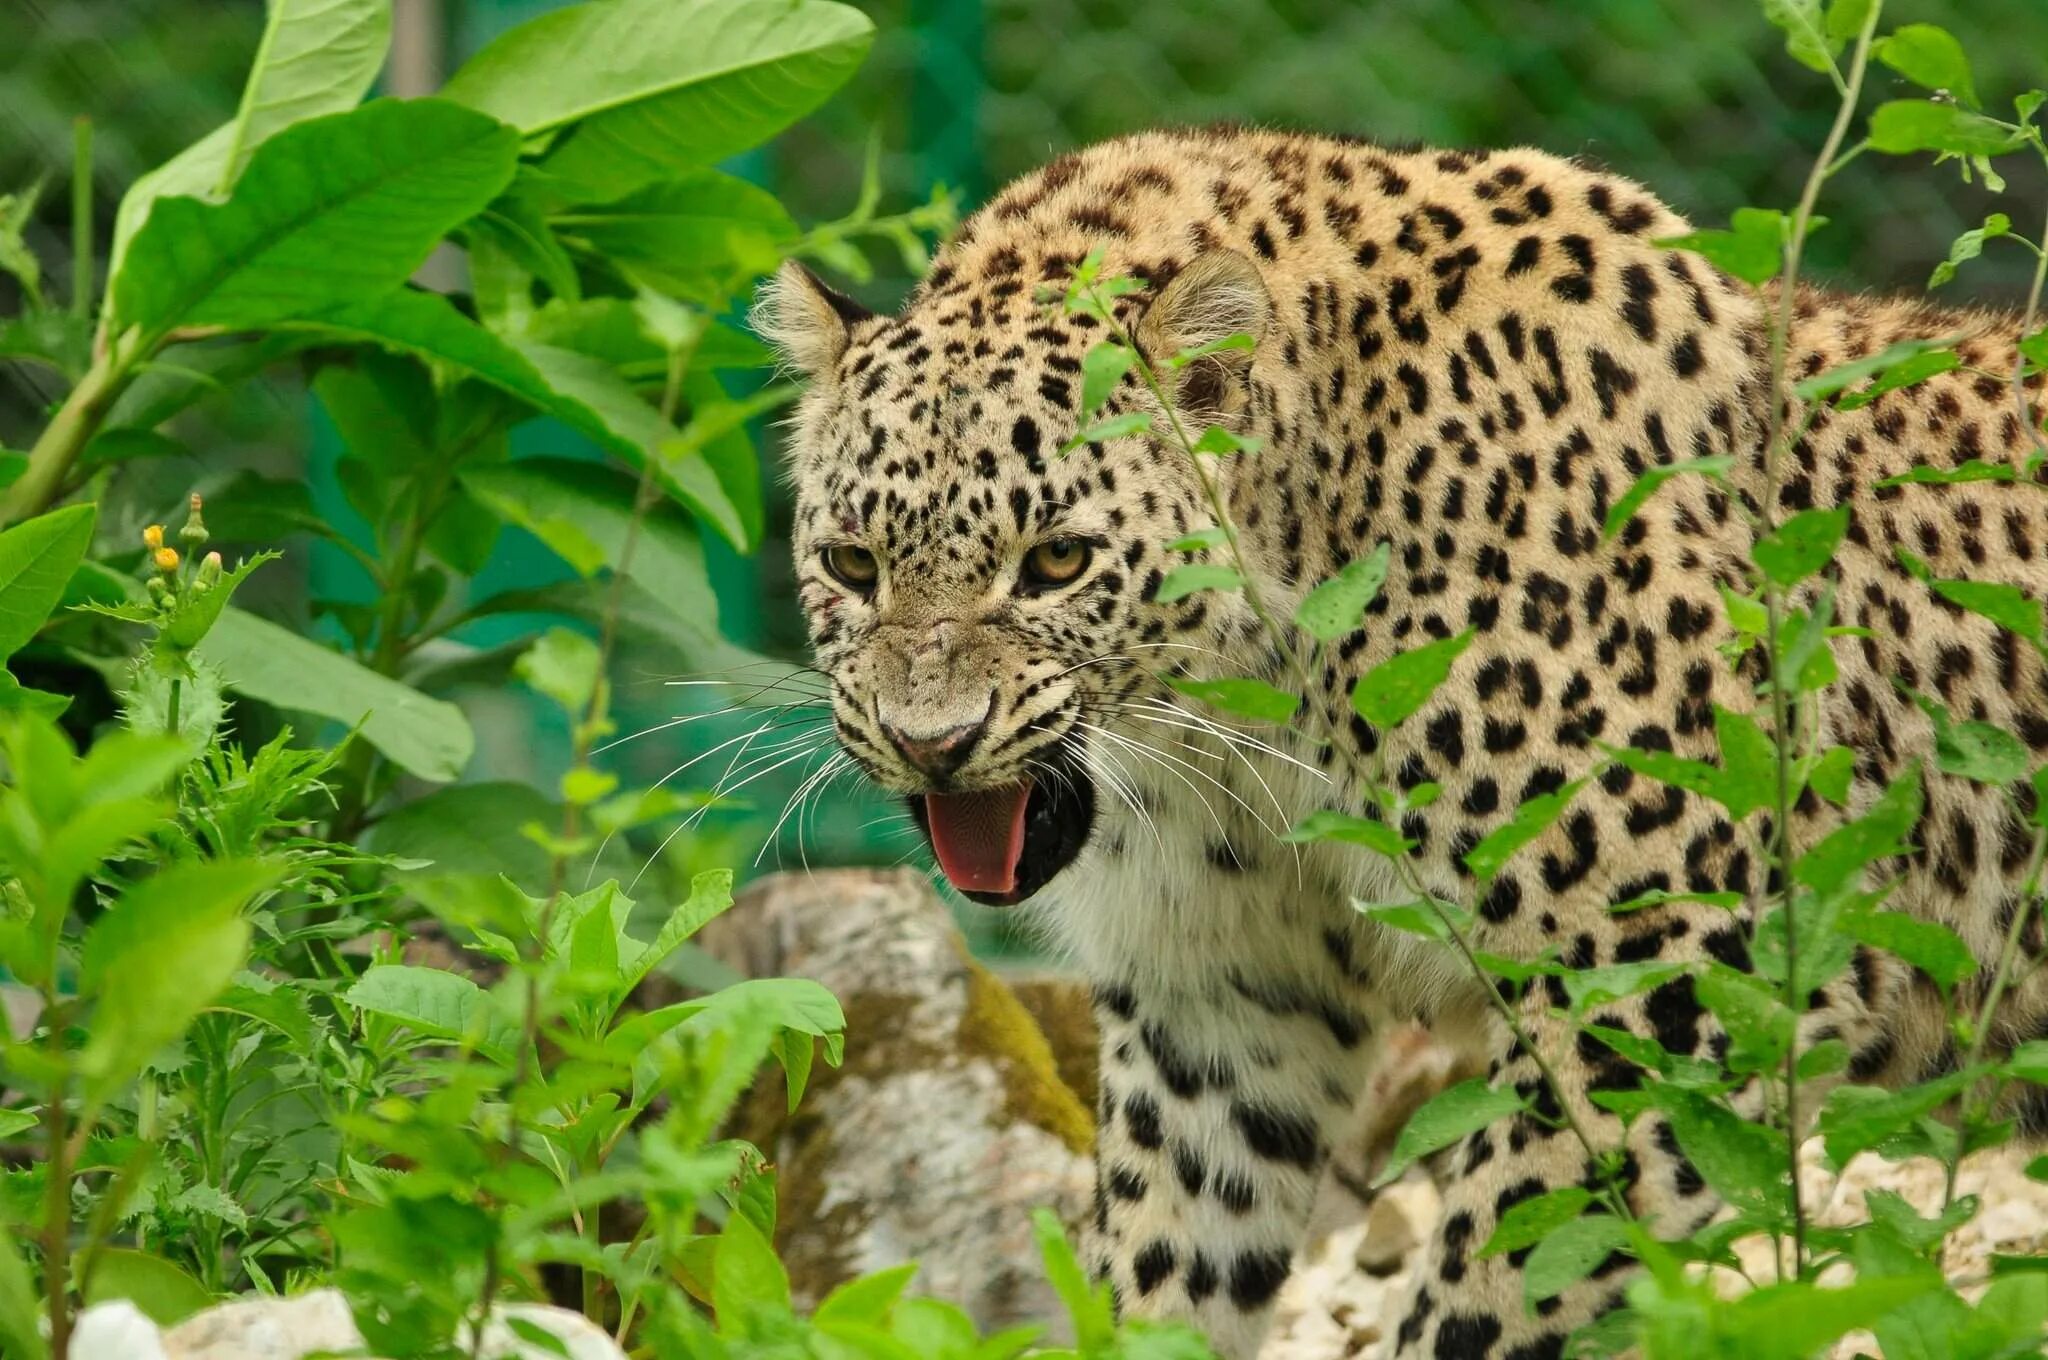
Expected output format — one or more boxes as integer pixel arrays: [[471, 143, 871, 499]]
[[166, 676, 183, 739], [2011, 190, 2048, 475], [40, 1013, 72, 1360], [70, 119, 91, 320], [0, 331, 140, 529], [1757, 0, 1883, 1278]]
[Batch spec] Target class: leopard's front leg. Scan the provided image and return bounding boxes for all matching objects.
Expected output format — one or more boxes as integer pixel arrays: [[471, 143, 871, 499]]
[[1085, 967, 1379, 1359]]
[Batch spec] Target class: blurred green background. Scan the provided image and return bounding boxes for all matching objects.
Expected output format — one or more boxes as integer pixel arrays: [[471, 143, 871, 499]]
[[7, 0, 2047, 944]]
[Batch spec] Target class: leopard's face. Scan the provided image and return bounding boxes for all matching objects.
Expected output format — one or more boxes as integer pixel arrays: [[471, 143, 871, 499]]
[[772, 284, 1226, 906]]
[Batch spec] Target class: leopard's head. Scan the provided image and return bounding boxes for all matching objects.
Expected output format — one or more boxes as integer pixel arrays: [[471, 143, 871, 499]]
[[757, 251, 1271, 904]]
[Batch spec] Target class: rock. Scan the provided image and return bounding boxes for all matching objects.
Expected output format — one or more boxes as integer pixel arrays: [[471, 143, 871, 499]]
[[159, 1290, 364, 1359], [460, 1302, 628, 1360], [71, 1300, 170, 1360], [1351, 1193, 1418, 1277], [707, 868, 1095, 1337]]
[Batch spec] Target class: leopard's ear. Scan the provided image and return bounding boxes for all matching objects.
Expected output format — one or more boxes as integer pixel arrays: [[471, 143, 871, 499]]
[[753, 261, 875, 377], [1135, 249, 1271, 414]]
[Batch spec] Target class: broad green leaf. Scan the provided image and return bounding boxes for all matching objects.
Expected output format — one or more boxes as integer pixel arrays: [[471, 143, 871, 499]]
[[1478, 1186, 1593, 1259], [1928, 214, 2009, 289], [1524, 1214, 1630, 1308], [1080, 342, 1134, 413], [1655, 208, 1784, 286], [1190, 425, 1261, 457], [1819, 1071, 1978, 1167], [1753, 507, 1848, 586], [1356, 898, 1469, 943], [1712, 707, 1776, 819], [1168, 526, 1230, 553], [1294, 544, 1389, 642], [1836, 350, 1963, 410], [200, 607, 473, 782], [550, 170, 796, 301], [1155, 564, 1243, 602], [814, 1264, 920, 1330], [0, 1219, 41, 1360], [1655, 1087, 1789, 1219], [2005, 1040, 2048, 1084], [344, 963, 518, 1062], [76, 1247, 212, 1327], [1807, 744, 1855, 804], [115, 99, 518, 337], [1163, 675, 1299, 724], [80, 859, 280, 1098], [460, 458, 715, 615], [1877, 24, 1979, 109], [0, 502, 95, 661], [1718, 1277, 1938, 1360], [282, 290, 749, 548], [1696, 964, 1795, 1074], [105, 0, 392, 288], [1563, 961, 1692, 1013], [1285, 811, 1415, 859], [1602, 456, 1731, 540], [363, 782, 556, 890], [1462, 779, 1587, 881], [517, 628, 602, 714], [1349, 629, 1474, 728], [1374, 1079, 1524, 1186], [443, 0, 873, 202], [1845, 911, 1973, 993], [1868, 101, 2026, 158], [1896, 551, 2046, 641]]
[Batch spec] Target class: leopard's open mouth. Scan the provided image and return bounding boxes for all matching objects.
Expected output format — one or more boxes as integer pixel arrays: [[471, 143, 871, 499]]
[[907, 738, 1096, 907]]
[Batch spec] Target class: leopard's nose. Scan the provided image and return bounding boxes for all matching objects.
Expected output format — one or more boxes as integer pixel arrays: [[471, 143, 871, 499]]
[[881, 716, 988, 779]]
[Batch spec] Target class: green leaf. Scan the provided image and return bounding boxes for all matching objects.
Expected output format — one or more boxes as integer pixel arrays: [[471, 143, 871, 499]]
[[1061, 411, 1153, 452], [1602, 456, 1732, 540], [1478, 1186, 1593, 1259], [1696, 964, 1795, 1074], [461, 458, 714, 618], [1374, 1079, 1524, 1186], [1462, 779, 1588, 881], [1164, 675, 1299, 724], [0, 502, 95, 662], [1825, 0, 1874, 40], [281, 290, 749, 549], [1845, 910, 1974, 993], [1762, 0, 1838, 74], [814, 1264, 920, 1329], [1294, 544, 1389, 642], [443, 0, 873, 202], [1349, 629, 1474, 729], [1875, 459, 2015, 488], [1524, 1214, 1631, 1308], [1356, 898, 1469, 943], [1285, 811, 1415, 859], [1819, 1071, 1978, 1167], [712, 1203, 791, 1326], [1718, 1278, 1937, 1360], [114, 99, 519, 337], [1868, 101, 2026, 158], [1155, 564, 1243, 603], [1655, 1087, 1789, 1219], [516, 627, 602, 714], [1913, 692, 2030, 784], [1655, 208, 1784, 286], [200, 607, 473, 782], [362, 782, 555, 890], [158, 552, 277, 654], [622, 869, 736, 994], [1807, 745, 1855, 804], [1080, 342, 1134, 413], [1564, 961, 1693, 1013], [1877, 25, 1979, 109], [1895, 553, 2046, 640], [0, 1220, 43, 1360], [1712, 706, 1776, 819], [1753, 507, 1848, 586], [80, 859, 280, 1099], [2005, 1040, 2048, 1084], [77, 1247, 212, 1327], [1189, 425, 1261, 457], [344, 963, 518, 1063], [550, 171, 796, 301], [105, 0, 392, 289], [1927, 214, 2009, 289], [1796, 337, 1960, 403], [1033, 1208, 1115, 1352], [1795, 767, 1922, 893]]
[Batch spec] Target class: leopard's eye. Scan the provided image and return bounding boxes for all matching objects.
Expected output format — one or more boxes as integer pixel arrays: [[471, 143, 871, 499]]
[[822, 544, 879, 592], [1021, 537, 1092, 591]]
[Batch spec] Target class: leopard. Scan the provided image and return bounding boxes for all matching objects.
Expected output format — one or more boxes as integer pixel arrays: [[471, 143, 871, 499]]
[[755, 125, 2048, 1359]]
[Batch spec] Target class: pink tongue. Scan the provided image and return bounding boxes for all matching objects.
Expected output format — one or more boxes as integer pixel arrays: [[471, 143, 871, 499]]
[[925, 784, 1032, 894]]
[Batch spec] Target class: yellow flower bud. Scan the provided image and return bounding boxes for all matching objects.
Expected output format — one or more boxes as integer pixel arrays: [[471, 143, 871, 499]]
[[143, 524, 165, 550], [153, 546, 180, 572]]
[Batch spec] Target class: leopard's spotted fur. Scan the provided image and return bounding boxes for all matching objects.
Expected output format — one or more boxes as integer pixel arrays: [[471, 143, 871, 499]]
[[760, 126, 2048, 1359]]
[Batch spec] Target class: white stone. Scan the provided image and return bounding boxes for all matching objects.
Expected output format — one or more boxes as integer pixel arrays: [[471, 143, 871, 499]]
[[159, 1289, 365, 1359], [70, 1300, 170, 1360], [460, 1303, 628, 1360]]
